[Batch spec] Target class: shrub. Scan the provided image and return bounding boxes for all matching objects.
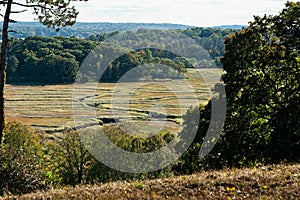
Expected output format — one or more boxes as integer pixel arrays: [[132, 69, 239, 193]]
[[83, 125, 176, 183], [51, 131, 94, 186], [0, 122, 47, 195]]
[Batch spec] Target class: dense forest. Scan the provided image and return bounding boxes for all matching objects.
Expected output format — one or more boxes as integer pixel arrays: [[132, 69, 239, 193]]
[[7, 27, 236, 84]]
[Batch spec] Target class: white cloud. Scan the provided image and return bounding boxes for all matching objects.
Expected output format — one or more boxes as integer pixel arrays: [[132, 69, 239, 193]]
[[9, 0, 298, 26]]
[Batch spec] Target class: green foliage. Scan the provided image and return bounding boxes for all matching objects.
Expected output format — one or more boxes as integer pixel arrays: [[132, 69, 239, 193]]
[[0, 122, 46, 195], [100, 49, 186, 82], [51, 131, 94, 186], [83, 125, 176, 184], [7, 36, 97, 84], [102, 124, 175, 153], [0, 121, 177, 196], [6, 27, 236, 84], [6, 36, 189, 84], [177, 2, 300, 173], [182, 27, 237, 67], [220, 1, 300, 164]]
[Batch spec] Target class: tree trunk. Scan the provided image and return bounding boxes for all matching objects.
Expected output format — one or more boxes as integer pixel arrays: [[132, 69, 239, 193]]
[[0, 0, 13, 143]]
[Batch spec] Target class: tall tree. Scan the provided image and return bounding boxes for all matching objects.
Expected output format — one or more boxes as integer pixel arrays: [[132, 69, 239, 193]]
[[177, 1, 299, 172], [220, 1, 300, 165], [0, 0, 88, 143]]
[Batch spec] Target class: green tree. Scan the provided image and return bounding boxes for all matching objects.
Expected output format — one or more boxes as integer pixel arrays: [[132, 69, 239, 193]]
[[54, 131, 93, 186], [0, 122, 46, 195], [36, 54, 79, 83], [220, 1, 300, 164], [177, 2, 300, 172], [6, 55, 18, 73], [0, 0, 88, 142]]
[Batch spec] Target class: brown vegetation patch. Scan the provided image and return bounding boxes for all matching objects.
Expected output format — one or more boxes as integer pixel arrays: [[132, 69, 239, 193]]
[[4, 69, 220, 134], [3, 164, 299, 200]]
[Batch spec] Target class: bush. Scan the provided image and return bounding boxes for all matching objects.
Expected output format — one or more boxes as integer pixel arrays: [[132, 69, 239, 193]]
[[0, 122, 47, 195], [83, 125, 176, 183], [0, 122, 177, 196], [51, 131, 94, 186], [103, 124, 175, 153]]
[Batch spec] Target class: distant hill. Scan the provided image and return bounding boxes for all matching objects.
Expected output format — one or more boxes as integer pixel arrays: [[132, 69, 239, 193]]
[[0, 22, 194, 38], [0, 22, 245, 39], [214, 25, 246, 29]]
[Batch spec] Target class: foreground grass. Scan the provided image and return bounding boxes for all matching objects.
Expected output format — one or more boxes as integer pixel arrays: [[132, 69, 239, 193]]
[[2, 163, 299, 200]]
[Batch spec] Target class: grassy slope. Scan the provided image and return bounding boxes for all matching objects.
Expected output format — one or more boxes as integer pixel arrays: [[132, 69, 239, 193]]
[[3, 164, 299, 200]]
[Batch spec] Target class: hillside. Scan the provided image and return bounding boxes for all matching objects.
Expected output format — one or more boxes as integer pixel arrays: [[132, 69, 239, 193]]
[[3, 163, 299, 200], [1, 22, 194, 38], [0, 22, 244, 39], [6, 28, 235, 85]]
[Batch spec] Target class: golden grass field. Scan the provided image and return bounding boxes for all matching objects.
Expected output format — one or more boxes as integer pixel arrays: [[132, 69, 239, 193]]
[[5, 68, 222, 136], [3, 163, 299, 200]]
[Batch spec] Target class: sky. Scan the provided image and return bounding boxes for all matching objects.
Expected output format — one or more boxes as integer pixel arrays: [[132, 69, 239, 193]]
[[9, 0, 297, 27]]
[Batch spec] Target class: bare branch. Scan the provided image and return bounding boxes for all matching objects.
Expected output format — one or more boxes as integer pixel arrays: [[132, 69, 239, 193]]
[[11, 2, 48, 9], [11, 2, 60, 20], [11, 10, 28, 14], [9, 19, 17, 23]]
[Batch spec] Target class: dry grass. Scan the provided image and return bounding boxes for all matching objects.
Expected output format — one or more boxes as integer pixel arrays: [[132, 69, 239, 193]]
[[5, 69, 222, 135], [2, 163, 299, 199]]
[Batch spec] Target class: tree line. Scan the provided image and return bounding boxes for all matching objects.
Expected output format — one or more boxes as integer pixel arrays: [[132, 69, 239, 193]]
[[6, 28, 236, 84], [7, 36, 97, 84], [1, 22, 194, 38]]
